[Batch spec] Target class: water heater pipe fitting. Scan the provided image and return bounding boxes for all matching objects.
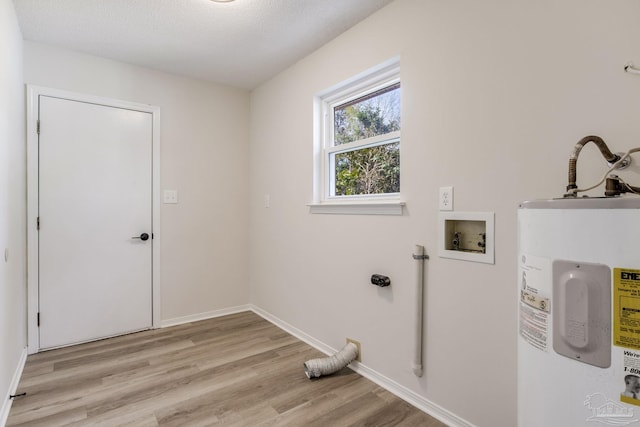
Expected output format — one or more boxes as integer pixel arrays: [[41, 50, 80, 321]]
[[565, 135, 620, 196], [303, 342, 359, 379], [571, 147, 640, 196]]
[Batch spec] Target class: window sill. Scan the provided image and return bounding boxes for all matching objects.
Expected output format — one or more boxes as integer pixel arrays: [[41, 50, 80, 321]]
[[308, 200, 405, 216]]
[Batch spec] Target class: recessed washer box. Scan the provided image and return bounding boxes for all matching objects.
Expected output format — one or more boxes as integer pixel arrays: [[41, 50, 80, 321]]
[[438, 211, 494, 264]]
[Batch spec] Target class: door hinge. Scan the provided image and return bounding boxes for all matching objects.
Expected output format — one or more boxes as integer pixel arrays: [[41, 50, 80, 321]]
[[37, 217, 40, 230], [37, 312, 40, 327], [37, 120, 40, 135]]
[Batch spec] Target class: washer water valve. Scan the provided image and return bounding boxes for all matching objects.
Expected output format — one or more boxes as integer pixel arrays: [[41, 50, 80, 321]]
[[452, 232, 461, 250]]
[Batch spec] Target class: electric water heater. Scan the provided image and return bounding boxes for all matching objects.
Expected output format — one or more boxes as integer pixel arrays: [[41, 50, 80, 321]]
[[518, 197, 640, 426]]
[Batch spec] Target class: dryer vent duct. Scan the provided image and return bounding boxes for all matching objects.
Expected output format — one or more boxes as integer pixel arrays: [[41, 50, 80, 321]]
[[303, 342, 359, 379]]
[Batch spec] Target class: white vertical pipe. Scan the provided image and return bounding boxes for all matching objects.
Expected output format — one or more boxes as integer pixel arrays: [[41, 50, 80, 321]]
[[413, 244, 426, 377]]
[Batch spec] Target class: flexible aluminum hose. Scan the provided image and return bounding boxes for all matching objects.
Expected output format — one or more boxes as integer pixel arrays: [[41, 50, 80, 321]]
[[575, 147, 640, 195], [566, 135, 620, 194], [303, 342, 359, 379]]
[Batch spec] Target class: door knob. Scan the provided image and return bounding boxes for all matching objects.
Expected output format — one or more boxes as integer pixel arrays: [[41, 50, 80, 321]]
[[132, 233, 150, 241]]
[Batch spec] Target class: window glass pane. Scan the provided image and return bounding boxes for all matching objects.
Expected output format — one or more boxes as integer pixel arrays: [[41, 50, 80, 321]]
[[334, 83, 401, 146], [333, 142, 400, 196]]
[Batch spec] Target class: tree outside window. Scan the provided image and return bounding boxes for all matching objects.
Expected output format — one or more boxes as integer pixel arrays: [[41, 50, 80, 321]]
[[329, 82, 400, 197]]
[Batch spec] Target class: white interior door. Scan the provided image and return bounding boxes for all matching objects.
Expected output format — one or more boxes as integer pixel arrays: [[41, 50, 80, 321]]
[[38, 95, 153, 350]]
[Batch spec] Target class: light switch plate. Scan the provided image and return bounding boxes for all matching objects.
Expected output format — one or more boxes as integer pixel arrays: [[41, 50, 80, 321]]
[[163, 190, 178, 204]]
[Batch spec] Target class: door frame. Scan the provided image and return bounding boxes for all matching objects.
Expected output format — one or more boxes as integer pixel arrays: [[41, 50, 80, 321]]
[[26, 85, 161, 354]]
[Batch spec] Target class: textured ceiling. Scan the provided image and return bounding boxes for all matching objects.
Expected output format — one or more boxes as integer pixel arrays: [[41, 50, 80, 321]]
[[13, 0, 395, 89]]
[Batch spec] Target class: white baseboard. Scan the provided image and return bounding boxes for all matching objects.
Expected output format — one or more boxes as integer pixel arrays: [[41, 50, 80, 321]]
[[249, 304, 475, 427], [348, 362, 475, 427], [0, 347, 28, 427], [0, 307, 473, 426], [160, 304, 252, 328], [249, 305, 337, 356]]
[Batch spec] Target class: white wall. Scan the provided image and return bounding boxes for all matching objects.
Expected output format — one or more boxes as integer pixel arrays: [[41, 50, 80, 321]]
[[24, 42, 251, 322], [249, 1, 640, 426], [0, 0, 26, 420]]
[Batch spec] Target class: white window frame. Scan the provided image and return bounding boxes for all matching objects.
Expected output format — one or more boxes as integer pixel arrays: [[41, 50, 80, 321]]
[[309, 57, 404, 215]]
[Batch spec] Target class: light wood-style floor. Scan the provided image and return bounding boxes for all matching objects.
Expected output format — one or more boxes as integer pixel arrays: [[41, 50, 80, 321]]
[[7, 311, 446, 427]]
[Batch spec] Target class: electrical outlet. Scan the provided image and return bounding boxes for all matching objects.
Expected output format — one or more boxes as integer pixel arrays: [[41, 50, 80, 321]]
[[439, 186, 453, 211], [163, 190, 178, 204], [346, 338, 362, 362]]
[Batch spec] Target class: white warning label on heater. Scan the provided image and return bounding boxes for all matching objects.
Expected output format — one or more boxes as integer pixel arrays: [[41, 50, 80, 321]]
[[519, 254, 551, 352], [520, 298, 549, 352]]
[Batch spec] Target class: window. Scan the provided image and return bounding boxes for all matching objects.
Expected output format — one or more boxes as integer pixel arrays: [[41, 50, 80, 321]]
[[311, 59, 403, 215]]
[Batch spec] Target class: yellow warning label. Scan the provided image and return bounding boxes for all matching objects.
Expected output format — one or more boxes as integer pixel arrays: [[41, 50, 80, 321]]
[[621, 394, 640, 407], [614, 268, 640, 349]]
